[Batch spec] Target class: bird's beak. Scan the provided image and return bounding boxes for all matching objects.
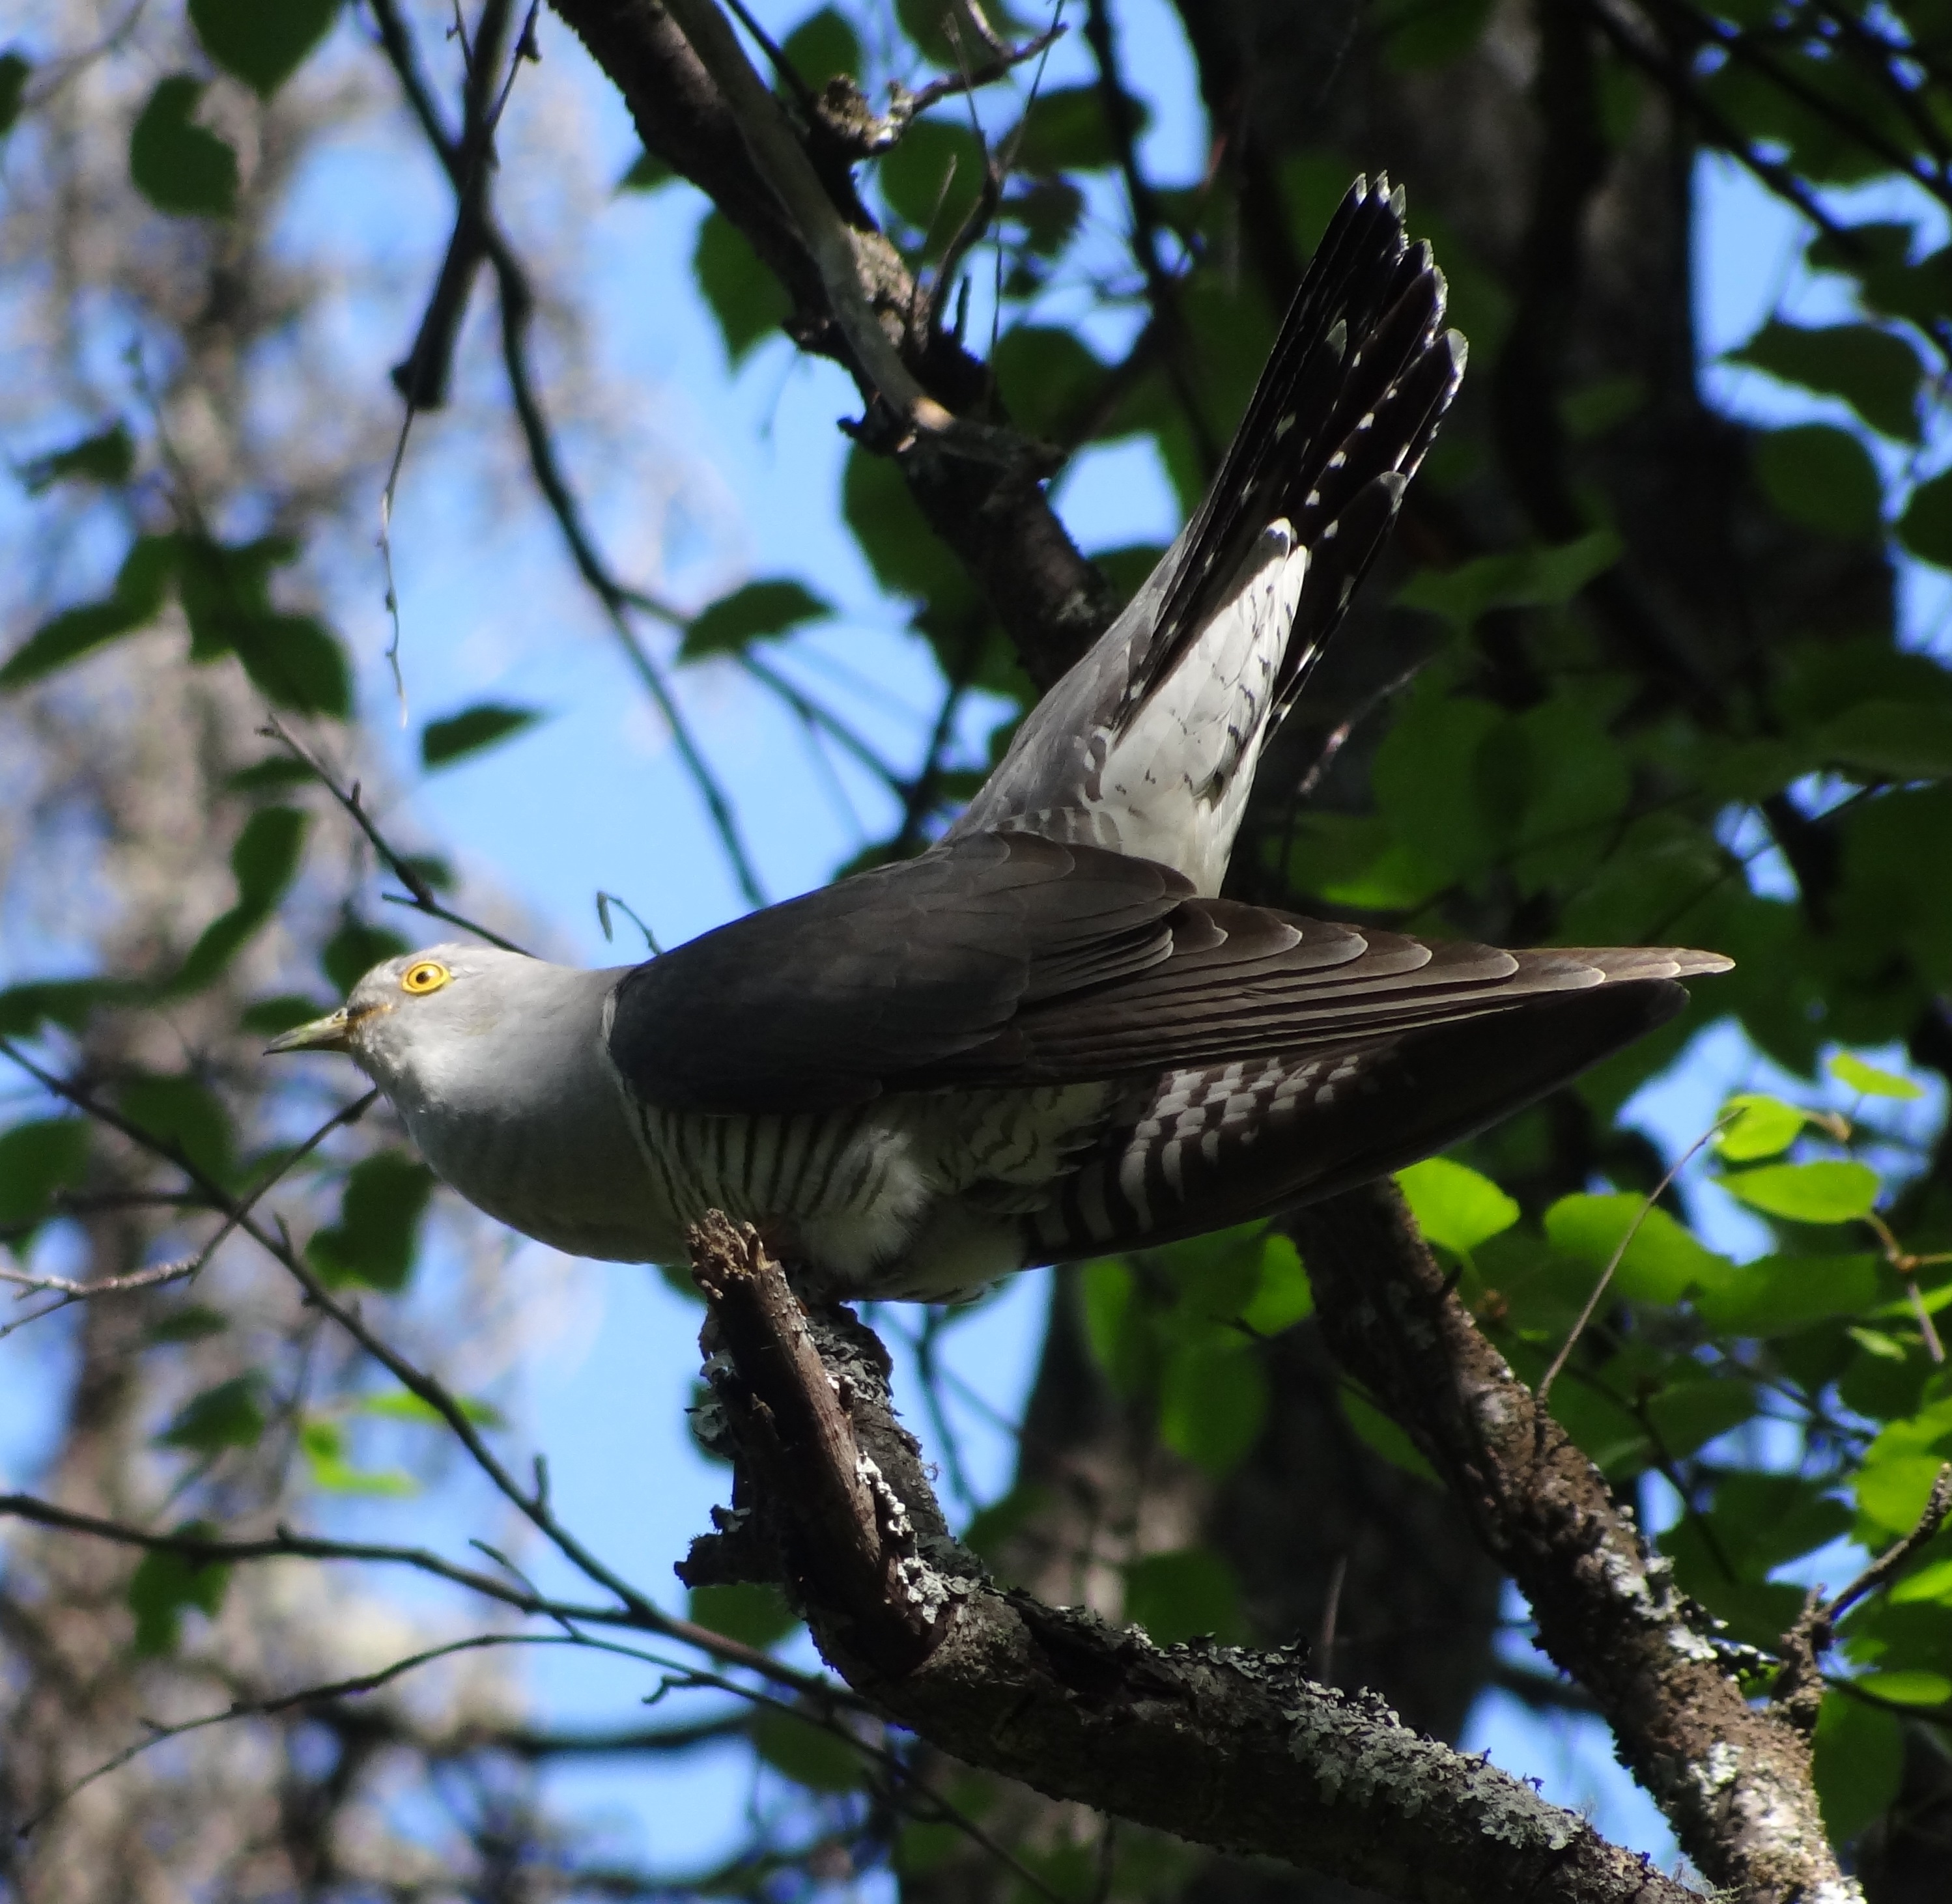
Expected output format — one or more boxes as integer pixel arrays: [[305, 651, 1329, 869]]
[[264, 1007, 354, 1056]]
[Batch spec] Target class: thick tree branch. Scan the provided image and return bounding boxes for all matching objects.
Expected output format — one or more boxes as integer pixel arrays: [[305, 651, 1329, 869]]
[[680, 1214, 1701, 1904], [546, 0, 1114, 686], [1288, 1180, 1855, 1904]]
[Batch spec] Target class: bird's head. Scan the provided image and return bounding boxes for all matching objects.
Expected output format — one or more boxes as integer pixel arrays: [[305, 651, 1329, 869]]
[[264, 943, 524, 1097]]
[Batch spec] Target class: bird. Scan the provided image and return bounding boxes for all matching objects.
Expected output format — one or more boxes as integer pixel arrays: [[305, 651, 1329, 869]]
[[268, 177, 1729, 1302]]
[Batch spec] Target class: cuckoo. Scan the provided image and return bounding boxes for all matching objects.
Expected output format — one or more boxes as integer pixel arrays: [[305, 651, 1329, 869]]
[[270, 178, 1729, 1301]]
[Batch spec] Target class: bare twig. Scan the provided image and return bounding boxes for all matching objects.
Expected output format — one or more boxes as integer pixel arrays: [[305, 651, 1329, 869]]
[[1773, 1463, 1952, 1730], [259, 714, 529, 954], [1535, 1108, 1740, 1408]]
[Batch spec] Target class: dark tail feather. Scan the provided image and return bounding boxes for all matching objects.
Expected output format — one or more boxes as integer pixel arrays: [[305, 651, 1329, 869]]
[[1125, 175, 1464, 719], [1028, 980, 1688, 1263]]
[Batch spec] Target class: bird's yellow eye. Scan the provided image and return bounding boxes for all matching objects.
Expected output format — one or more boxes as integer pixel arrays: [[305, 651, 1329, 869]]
[[400, 960, 452, 996]]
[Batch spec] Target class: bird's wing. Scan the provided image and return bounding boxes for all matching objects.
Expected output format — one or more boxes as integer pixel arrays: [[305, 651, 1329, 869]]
[[607, 832, 1729, 1115], [606, 832, 1191, 1115]]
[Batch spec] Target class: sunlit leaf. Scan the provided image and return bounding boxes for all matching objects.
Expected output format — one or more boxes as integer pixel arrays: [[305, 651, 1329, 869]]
[[1397, 1156, 1519, 1256], [298, 1416, 416, 1495], [1543, 1193, 1732, 1304], [1158, 1335, 1267, 1476], [1829, 1051, 1925, 1100], [1857, 1669, 1952, 1707], [1813, 1691, 1903, 1843], [1717, 1094, 1809, 1163], [1239, 1234, 1313, 1336], [1719, 1160, 1880, 1224]]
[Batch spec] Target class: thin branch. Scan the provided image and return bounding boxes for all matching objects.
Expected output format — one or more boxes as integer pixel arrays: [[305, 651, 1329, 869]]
[[0, 1040, 839, 1700], [1536, 1107, 1740, 1407]]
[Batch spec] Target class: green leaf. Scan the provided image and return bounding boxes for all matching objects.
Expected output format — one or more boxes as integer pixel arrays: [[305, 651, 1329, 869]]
[[877, 116, 984, 243], [1858, 1668, 1952, 1707], [1381, 0, 1497, 70], [421, 702, 544, 768], [1897, 468, 1952, 567], [239, 994, 332, 1035], [1010, 85, 1140, 173], [1122, 1547, 1240, 1645], [1729, 320, 1922, 442], [1822, 699, 1952, 781], [1830, 1051, 1925, 1100], [298, 1416, 415, 1495], [752, 1705, 862, 1790], [120, 1074, 233, 1184], [130, 76, 237, 217], [229, 611, 350, 716], [842, 441, 970, 606], [0, 1119, 89, 1229], [1753, 425, 1883, 541], [128, 1528, 229, 1655], [189, 0, 337, 95], [1813, 1692, 1903, 1843], [991, 326, 1105, 441], [147, 1305, 227, 1343], [356, 1387, 503, 1428], [679, 580, 831, 661], [1157, 1336, 1267, 1476], [1239, 1233, 1313, 1336], [780, 7, 862, 85], [307, 1151, 435, 1292], [688, 1580, 798, 1649], [322, 919, 409, 996], [160, 1376, 264, 1451], [1717, 1093, 1810, 1163], [1695, 1253, 1882, 1336], [0, 533, 177, 689], [0, 977, 126, 1037], [0, 51, 29, 140], [1393, 531, 1622, 633], [1340, 1387, 1439, 1484], [694, 209, 788, 364], [1397, 1157, 1519, 1257], [171, 806, 308, 994], [1719, 1160, 1880, 1224], [20, 422, 134, 494], [1544, 1192, 1733, 1304], [1889, 1555, 1952, 1606], [617, 148, 675, 193]]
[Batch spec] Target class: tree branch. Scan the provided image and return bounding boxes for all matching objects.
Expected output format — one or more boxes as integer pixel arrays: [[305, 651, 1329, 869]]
[[1288, 1179, 1854, 1904], [679, 1213, 1703, 1904], [545, 0, 1116, 687]]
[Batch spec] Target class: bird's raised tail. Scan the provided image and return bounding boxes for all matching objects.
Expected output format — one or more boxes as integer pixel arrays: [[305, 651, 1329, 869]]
[[954, 175, 1465, 892]]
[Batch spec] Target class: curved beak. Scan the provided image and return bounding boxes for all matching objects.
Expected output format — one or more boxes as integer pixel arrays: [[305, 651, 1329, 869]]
[[264, 1007, 353, 1056]]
